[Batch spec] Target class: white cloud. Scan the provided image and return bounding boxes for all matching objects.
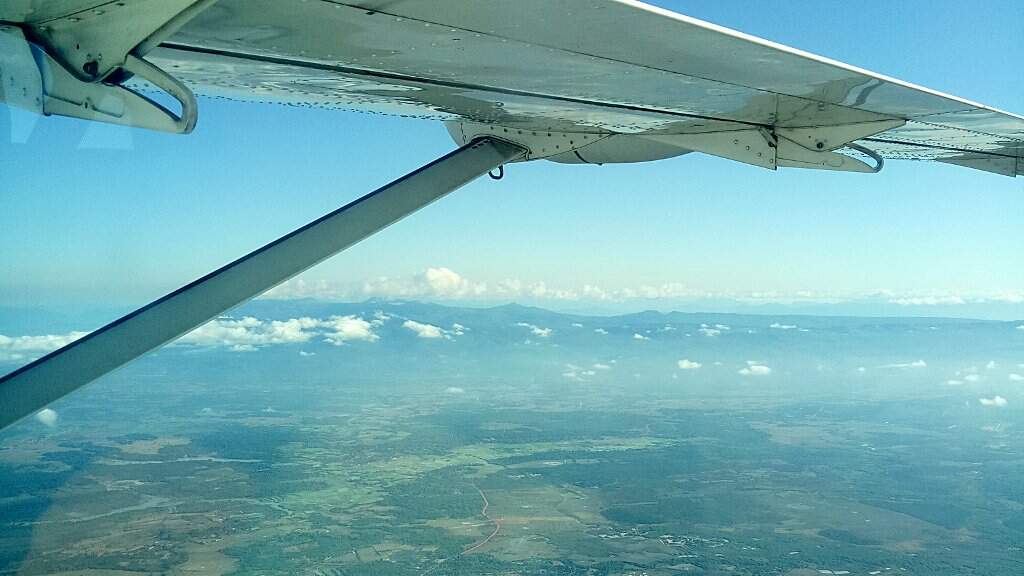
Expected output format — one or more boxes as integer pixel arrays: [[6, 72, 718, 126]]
[[979, 396, 1008, 407], [857, 366, 866, 373], [571, 322, 584, 328], [35, 408, 58, 427], [594, 328, 608, 335], [562, 364, 599, 380], [524, 281, 579, 301], [0, 331, 89, 363], [739, 363, 772, 376], [181, 316, 319, 348], [322, 315, 379, 344], [1016, 325, 1024, 331], [986, 291, 1024, 304], [593, 363, 612, 370], [677, 359, 702, 370], [562, 364, 582, 380], [516, 322, 552, 338], [261, 278, 342, 300], [445, 386, 465, 394], [263, 271, 1024, 311], [397, 318, 463, 340], [632, 333, 650, 341], [360, 267, 488, 300], [698, 323, 730, 337], [879, 360, 927, 369], [403, 320, 445, 339], [265, 267, 488, 301], [964, 374, 982, 383], [986, 360, 997, 370], [299, 351, 315, 357], [890, 295, 966, 306], [769, 323, 798, 330], [421, 267, 479, 297], [946, 379, 964, 386], [177, 314, 378, 350], [1009, 373, 1024, 382]]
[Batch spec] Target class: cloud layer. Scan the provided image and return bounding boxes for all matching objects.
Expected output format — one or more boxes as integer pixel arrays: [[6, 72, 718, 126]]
[[403, 320, 445, 339], [979, 396, 1008, 407], [180, 315, 380, 350], [35, 408, 58, 427], [699, 323, 730, 337], [0, 315, 396, 363], [739, 362, 772, 376], [516, 323, 552, 338], [879, 360, 927, 369], [262, 267, 1024, 312], [0, 331, 88, 363]]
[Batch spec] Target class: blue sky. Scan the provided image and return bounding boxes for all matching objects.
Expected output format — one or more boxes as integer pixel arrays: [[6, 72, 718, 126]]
[[1, 0, 1022, 317]]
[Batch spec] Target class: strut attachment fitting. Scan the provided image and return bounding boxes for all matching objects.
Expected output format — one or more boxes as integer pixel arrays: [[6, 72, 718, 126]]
[[1, 0, 215, 133]]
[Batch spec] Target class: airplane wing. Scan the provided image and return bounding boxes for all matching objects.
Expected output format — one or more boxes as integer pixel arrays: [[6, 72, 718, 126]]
[[2, 0, 1022, 430], [3, 0, 1022, 175]]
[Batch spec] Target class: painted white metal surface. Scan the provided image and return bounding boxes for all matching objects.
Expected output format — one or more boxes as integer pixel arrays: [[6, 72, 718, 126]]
[[3, 0, 1021, 173], [0, 25, 42, 113], [0, 10, 199, 132], [776, 140, 876, 173], [646, 131, 777, 170], [776, 120, 906, 153], [545, 135, 692, 166], [14, 0, 201, 80], [39, 50, 198, 133], [132, 0, 1022, 174], [0, 137, 526, 430], [938, 155, 1020, 178], [0, 1, 120, 24], [446, 121, 609, 162]]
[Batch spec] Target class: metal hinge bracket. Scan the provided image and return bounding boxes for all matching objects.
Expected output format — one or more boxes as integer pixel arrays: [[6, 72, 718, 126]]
[[1, 0, 215, 133]]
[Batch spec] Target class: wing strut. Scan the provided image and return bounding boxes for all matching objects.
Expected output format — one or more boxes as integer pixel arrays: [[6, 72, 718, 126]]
[[0, 137, 526, 431]]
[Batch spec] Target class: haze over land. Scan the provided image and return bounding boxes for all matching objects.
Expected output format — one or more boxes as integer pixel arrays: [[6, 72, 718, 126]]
[[1, 300, 1022, 575]]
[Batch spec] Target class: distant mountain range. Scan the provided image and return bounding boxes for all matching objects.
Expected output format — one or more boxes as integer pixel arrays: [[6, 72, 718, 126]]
[[2, 294, 1021, 338], [2, 298, 1021, 417]]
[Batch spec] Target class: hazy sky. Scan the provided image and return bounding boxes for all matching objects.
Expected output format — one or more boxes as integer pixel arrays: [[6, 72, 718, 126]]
[[2, 0, 1022, 314]]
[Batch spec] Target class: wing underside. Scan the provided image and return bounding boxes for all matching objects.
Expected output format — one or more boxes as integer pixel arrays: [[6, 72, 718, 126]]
[[2, 0, 1022, 175]]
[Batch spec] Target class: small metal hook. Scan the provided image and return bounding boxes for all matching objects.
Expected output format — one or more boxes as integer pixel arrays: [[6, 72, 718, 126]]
[[488, 165, 504, 180]]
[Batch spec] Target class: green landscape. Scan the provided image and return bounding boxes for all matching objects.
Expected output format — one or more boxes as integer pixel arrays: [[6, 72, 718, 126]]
[[1, 301, 1021, 574]]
